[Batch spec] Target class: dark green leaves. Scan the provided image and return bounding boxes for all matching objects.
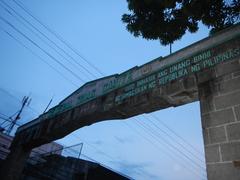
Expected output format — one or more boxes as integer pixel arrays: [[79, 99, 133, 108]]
[[122, 0, 239, 45]]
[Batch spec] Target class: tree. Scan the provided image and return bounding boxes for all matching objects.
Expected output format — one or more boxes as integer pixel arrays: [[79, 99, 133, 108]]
[[122, 0, 240, 46]]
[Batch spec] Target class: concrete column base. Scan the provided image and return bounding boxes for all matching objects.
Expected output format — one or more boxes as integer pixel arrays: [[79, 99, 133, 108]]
[[0, 145, 31, 180], [199, 61, 240, 180]]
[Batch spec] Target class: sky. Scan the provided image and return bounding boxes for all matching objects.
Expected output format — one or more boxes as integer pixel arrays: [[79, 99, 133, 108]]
[[0, 0, 211, 179]]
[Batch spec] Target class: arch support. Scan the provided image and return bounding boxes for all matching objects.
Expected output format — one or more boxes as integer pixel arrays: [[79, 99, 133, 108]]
[[199, 59, 240, 180]]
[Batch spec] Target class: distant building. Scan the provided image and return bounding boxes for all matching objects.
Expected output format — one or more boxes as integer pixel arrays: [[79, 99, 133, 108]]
[[0, 132, 12, 160], [0, 132, 131, 179], [0, 132, 63, 160], [22, 154, 131, 180]]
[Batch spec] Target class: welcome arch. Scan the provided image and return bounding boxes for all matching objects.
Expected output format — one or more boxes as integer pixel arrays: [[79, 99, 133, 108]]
[[1, 24, 240, 180]]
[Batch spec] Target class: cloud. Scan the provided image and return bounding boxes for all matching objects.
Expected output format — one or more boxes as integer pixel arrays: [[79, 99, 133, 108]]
[[91, 140, 104, 146], [109, 160, 159, 180], [114, 136, 134, 144]]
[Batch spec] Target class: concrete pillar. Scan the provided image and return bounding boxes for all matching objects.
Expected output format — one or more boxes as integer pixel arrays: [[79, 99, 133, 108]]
[[199, 59, 240, 180], [0, 145, 31, 180]]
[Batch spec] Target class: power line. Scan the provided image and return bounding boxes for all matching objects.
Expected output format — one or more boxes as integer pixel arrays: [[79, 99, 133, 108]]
[[0, 116, 11, 126], [0, 16, 85, 83], [150, 113, 205, 156], [8, 0, 101, 78], [120, 106, 207, 176], [3, 0, 191, 154], [5, 96, 30, 135], [0, 27, 78, 87], [122, 97, 206, 174], [0, 96, 31, 134], [0, 1, 206, 179], [0, 88, 21, 102], [3, 0, 200, 152], [122, 121, 206, 180], [0, 112, 15, 127], [0, 112, 21, 127], [0, 88, 39, 115], [0, 112, 9, 118], [71, 120, 206, 179], [0, 18, 206, 177], [0, 3, 125, 173], [71, 127, 205, 179], [81, 153, 132, 179], [0, 23, 204, 168], [30, 141, 131, 179], [34, 142, 84, 157], [134, 120, 207, 179], [70, 128, 206, 179], [11, 0, 105, 77], [0, 116, 22, 127], [134, 118, 206, 171], [0, 0, 93, 81], [70, 133, 117, 162], [143, 114, 205, 163]]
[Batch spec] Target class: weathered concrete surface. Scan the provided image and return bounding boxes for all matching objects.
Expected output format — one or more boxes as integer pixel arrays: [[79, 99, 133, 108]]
[[0, 146, 31, 180], [199, 58, 240, 180], [1, 24, 240, 180]]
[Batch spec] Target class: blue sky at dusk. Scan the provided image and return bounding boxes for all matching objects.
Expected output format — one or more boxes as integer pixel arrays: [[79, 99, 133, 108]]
[[0, 0, 211, 179]]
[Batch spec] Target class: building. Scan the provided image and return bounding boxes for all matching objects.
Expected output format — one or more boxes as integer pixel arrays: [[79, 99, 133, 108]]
[[0, 132, 131, 179], [0, 132, 63, 160], [22, 154, 131, 180]]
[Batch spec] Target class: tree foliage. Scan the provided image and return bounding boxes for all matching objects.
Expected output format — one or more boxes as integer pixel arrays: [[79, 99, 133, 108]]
[[122, 0, 240, 45]]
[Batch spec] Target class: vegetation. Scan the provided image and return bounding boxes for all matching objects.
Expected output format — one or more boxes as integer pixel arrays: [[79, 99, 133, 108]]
[[122, 0, 240, 45]]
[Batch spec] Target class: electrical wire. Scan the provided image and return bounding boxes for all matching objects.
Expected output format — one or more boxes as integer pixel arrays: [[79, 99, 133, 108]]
[[0, 112, 9, 118], [122, 121, 206, 180], [150, 113, 205, 156], [1, 0, 203, 159], [0, 116, 22, 127], [143, 114, 205, 163], [0, 0, 93, 81], [30, 142, 131, 179], [70, 133, 117, 162], [0, 18, 206, 179], [135, 120, 207, 179], [134, 118, 206, 171], [71, 123, 206, 179], [81, 153, 132, 179], [0, 116, 11, 126], [0, 27, 78, 87], [0, 1, 208, 179], [11, 0, 105, 77], [0, 88, 39, 115], [0, 16, 85, 83]]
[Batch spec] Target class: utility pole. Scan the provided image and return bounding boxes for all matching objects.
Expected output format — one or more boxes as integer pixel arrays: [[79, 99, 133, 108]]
[[5, 96, 31, 135], [78, 143, 83, 159], [43, 97, 53, 113], [170, 43, 172, 54]]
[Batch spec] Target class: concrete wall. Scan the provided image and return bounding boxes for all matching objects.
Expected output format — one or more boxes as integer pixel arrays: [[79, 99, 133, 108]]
[[198, 55, 240, 179]]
